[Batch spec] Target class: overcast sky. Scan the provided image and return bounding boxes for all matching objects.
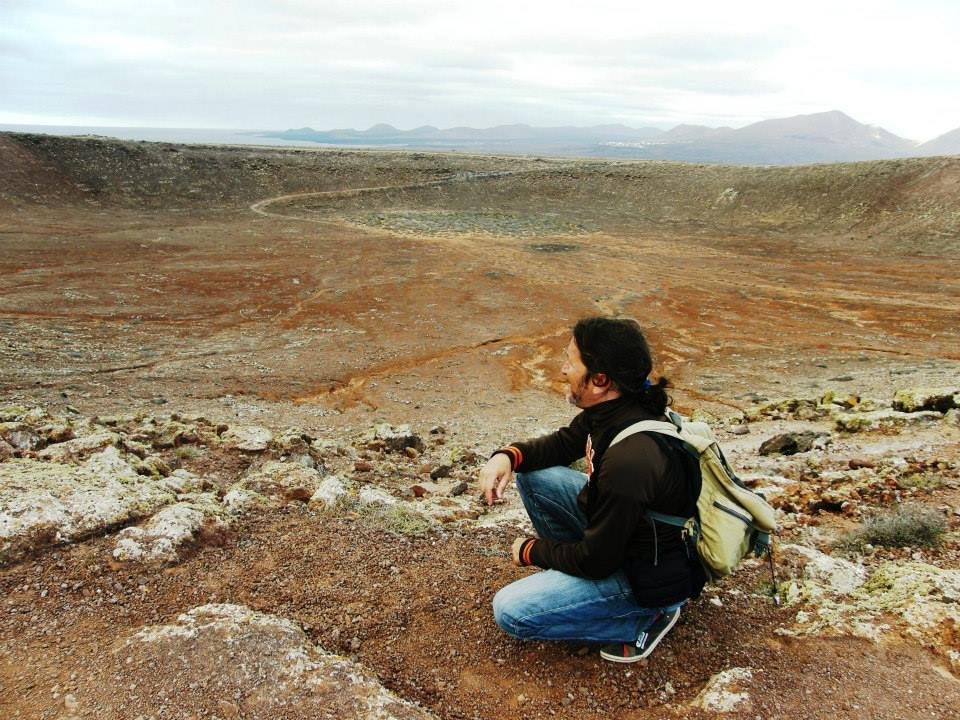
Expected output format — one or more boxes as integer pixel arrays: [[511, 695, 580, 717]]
[[2, 0, 958, 142]]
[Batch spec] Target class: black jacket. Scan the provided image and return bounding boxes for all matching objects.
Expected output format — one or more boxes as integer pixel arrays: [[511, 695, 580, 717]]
[[506, 396, 703, 605]]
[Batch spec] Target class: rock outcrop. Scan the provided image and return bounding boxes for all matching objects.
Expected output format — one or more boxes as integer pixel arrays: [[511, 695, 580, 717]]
[[120, 604, 436, 719]]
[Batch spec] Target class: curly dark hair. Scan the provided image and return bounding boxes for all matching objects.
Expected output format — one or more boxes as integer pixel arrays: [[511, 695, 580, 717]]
[[572, 316, 670, 415]]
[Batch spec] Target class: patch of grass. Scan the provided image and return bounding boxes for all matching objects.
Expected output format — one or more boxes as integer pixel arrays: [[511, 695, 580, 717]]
[[357, 503, 436, 537], [752, 578, 778, 599], [896, 472, 944, 490], [841, 505, 947, 549], [175, 446, 202, 460]]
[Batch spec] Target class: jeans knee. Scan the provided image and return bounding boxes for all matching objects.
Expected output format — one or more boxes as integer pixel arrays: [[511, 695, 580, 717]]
[[492, 587, 528, 639]]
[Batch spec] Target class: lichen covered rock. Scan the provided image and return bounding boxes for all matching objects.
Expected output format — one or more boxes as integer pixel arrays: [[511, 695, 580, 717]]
[[782, 558, 960, 671], [834, 409, 943, 433], [0, 446, 177, 564], [36, 431, 119, 462], [690, 667, 754, 713], [112, 493, 230, 564], [781, 544, 867, 594], [892, 387, 959, 413], [223, 425, 273, 451], [232, 461, 324, 504], [309, 474, 349, 509], [123, 604, 435, 719]]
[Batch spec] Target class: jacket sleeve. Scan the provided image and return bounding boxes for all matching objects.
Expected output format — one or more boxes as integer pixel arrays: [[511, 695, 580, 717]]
[[527, 433, 665, 579], [498, 412, 589, 472]]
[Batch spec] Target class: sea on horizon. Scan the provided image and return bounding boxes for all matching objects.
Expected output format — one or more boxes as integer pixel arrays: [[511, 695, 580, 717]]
[[0, 124, 348, 148]]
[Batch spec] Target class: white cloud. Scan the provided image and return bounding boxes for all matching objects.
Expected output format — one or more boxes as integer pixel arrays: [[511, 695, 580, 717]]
[[1, 0, 958, 139]]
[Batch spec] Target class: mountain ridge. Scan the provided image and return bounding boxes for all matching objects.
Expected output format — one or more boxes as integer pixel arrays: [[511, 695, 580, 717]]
[[264, 111, 959, 165]]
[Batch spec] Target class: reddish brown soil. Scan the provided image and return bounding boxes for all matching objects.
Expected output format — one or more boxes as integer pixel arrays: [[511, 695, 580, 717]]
[[3, 506, 959, 720], [2, 134, 960, 718]]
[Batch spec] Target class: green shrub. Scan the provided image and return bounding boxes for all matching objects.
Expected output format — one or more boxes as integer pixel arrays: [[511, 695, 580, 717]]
[[842, 505, 946, 549]]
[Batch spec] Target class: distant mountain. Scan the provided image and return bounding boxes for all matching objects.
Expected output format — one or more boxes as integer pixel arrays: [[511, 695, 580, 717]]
[[262, 123, 664, 153], [915, 127, 960, 157], [262, 112, 930, 165], [658, 124, 731, 142], [616, 111, 917, 165]]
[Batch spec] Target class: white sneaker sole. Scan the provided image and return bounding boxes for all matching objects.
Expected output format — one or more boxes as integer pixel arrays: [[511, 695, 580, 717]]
[[599, 608, 681, 663]]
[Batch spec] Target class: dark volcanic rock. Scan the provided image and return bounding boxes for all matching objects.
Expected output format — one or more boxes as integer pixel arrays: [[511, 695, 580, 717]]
[[759, 431, 824, 456]]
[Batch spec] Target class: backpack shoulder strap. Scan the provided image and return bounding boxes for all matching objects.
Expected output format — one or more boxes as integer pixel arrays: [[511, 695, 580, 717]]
[[609, 420, 701, 527], [609, 420, 683, 448]]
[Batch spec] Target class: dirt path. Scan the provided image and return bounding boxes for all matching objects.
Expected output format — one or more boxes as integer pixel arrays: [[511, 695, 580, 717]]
[[248, 169, 538, 221]]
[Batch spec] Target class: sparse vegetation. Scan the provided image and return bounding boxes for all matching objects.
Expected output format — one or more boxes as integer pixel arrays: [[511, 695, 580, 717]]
[[896, 471, 945, 490], [357, 503, 437, 537], [351, 209, 588, 237], [175, 446, 202, 461], [841, 505, 947, 549]]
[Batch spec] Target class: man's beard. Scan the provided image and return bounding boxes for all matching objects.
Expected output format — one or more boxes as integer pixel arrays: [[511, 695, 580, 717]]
[[566, 378, 588, 407]]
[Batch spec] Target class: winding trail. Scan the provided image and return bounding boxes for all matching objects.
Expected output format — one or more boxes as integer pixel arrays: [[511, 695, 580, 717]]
[[249, 169, 527, 222]]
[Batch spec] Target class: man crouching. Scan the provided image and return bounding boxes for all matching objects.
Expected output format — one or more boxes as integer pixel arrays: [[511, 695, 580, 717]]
[[479, 316, 704, 662]]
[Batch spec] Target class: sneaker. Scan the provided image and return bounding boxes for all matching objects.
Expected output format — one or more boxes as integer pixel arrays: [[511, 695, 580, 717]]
[[599, 606, 681, 663]]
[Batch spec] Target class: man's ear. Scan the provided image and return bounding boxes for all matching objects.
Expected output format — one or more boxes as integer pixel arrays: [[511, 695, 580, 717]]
[[591, 373, 610, 389]]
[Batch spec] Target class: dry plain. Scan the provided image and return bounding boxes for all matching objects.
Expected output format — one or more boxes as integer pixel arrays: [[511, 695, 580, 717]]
[[1, 132, 960, 719]]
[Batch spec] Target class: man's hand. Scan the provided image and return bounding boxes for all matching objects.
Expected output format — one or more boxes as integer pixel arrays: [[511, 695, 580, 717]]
[[478, 453, 514, 505], [511, 537, 526, 566]]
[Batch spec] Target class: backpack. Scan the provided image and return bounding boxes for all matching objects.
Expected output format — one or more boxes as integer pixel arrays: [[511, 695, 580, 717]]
[[610, 410, 779, 599]]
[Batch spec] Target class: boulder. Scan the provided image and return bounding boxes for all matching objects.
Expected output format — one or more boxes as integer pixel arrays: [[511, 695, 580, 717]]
[[834, 409, 943, 433], [37, 431, 119, 462], [892, 387, 959, 413], [309, 475, 349, 509], [154, 420, 199, 448], [373, 424, 425, 453], [0, 447, 176, 565], [758, 431, 827, 456], [113, 493, 229, 564], [223, 425, 273, 452], [230, 461, 324, 504], [275, 427, 313, 454], [38, 423, 75, 444], [690, 667, 754, 713], [222, 487, 268, 514], [160, 468, 208, 496], [121, 604, 436, 719], [0, 424, 44, 452]]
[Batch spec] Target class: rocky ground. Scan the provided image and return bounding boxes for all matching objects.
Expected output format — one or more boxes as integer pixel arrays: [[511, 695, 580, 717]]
[[2, 133, 960, 719], [1, 393, 959, 719]]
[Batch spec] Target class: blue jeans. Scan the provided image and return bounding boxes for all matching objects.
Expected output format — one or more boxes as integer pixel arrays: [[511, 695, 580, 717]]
[[492, 466, 685, 643]]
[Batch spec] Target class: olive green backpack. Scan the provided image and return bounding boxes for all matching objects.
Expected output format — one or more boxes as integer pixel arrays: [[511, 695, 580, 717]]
[[610, 410, 779, 598]]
